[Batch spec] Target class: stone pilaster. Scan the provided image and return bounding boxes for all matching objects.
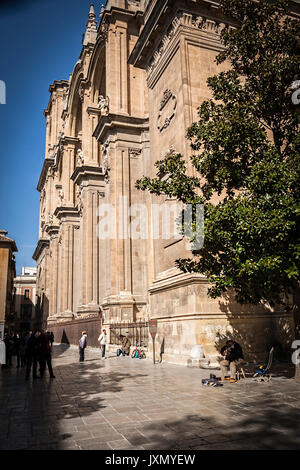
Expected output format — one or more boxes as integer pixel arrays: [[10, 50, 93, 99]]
[[71, 166, 105, 318]]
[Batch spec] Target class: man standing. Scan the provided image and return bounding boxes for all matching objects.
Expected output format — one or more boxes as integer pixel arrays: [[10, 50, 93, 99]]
[[39, 331, 55, 378], [79, 330, 87, 362], [220, 340, 244, 383], [25, 330, 42, 380], [98, 329, 107, 360]]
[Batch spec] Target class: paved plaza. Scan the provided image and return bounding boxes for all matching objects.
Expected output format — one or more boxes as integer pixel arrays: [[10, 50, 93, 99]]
[[0, 344, 299, 451]]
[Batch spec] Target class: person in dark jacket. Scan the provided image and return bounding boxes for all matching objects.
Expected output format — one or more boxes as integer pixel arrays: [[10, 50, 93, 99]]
[[18, 334, 27, 368], [4, 333, 14, 367], [25, 330, 43, 380], [39, 331, 55, 378], [220, 340, 244, 383], [49, 331, 54, 351], [12, 333, 22, 368]]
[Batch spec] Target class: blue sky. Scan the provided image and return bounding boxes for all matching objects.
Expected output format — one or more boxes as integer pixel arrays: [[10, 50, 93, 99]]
[[0, 0, 105, 274]]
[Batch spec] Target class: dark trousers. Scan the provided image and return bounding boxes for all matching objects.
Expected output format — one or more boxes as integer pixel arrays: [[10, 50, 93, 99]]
[[17, 353, 26, 367], [79, 347, 85, 362], [40, 353, 54, 377], [101, 345, 106, 358], [6, 353, 12, 366], [25, 355, 38, 378]]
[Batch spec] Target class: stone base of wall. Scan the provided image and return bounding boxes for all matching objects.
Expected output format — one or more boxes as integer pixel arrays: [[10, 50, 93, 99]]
[[48, 315, 102, 348], [148, 270, 295, 365]]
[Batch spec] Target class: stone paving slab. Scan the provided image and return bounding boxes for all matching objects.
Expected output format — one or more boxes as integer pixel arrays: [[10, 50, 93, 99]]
[[0, 343, 299, 450]]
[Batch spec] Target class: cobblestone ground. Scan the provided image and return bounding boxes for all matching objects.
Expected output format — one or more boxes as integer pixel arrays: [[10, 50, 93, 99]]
[[0, 344, 299, 450]]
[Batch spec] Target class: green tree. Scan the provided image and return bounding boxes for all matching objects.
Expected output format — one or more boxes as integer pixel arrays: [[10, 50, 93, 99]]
[[137, 1, 299, 320]]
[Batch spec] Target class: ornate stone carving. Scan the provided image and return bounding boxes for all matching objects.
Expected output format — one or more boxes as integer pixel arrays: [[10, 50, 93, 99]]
[[147, 15, 181, 75], [129, 148, 142, 159], [58, 189, 64, 206], [147, 13, 227, 76], [77, 148, 84, 166], [163, 144, 176, 158], [78, 84, 84, 103], [98, 95, 109, 114], [160, 89, 172, 111], [99, 19, 109, 41], [101, 140, 110, 184], [48, 213, 53, 225], [77, 184, 84, 217], [157, 89, 177, 132], [191, 15, 227, 34]]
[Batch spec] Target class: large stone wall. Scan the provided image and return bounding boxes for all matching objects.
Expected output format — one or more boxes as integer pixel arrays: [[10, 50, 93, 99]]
[[49, 315, 102, 349]]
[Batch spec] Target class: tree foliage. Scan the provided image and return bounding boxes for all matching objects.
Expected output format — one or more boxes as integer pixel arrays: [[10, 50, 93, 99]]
[[136, 0, 300, 307]]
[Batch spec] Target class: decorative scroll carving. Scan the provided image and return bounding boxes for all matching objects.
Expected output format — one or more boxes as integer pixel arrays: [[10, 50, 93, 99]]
[[157, 89, 177, 132]]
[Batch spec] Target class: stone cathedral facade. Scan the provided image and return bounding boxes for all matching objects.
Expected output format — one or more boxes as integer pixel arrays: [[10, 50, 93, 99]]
[[33, 0, 296, 365]]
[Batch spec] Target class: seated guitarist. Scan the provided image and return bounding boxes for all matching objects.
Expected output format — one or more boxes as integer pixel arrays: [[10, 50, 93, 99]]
[[220, 340, 244, 383]]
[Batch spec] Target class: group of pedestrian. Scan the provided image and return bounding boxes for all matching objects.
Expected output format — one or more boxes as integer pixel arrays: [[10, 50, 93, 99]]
[[25, 330, 55, 380], [2, 331, 29, 369], [78, 328, 131, 362]]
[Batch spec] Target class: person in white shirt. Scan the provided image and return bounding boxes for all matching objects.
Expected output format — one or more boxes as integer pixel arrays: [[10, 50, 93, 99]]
[[98, 329, 107, 359], [79, 331, 87, 362]]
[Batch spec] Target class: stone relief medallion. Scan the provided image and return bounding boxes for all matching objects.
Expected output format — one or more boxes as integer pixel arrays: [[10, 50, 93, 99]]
[[157, 89, 177, 132]]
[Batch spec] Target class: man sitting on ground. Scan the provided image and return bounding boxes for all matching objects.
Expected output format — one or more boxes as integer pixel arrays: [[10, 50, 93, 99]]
[[119, 334, 131, 356], [220, 339, 244, 383]]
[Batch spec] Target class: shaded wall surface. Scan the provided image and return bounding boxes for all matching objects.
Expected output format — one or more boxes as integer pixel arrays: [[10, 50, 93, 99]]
[[50, 316, 102, 348]]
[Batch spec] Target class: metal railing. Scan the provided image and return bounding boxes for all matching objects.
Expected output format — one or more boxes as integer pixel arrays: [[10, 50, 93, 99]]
[[109, 320, 149, 347]]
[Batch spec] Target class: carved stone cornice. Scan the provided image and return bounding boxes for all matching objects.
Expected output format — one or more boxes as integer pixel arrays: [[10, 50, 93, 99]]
[[37, 157, 55, 192], [128, 0, 236, 75], [93, 113, 149, 142], [71, 165, 105, 186], [45, 225, 59, 237], [53, 206, 80, 220], [60, 135, 80, 147], [32, 238, 50, 261], [148, 268, 207, 295]]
